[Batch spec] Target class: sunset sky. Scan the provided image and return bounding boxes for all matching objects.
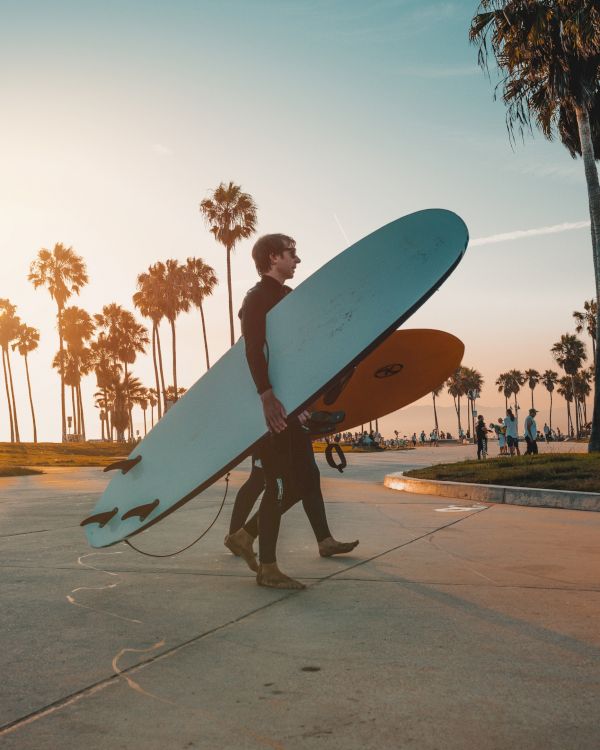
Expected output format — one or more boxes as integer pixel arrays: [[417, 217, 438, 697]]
[[0, 0, 596, 441]]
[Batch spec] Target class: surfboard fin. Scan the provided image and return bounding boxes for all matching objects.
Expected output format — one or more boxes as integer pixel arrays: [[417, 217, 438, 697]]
[[121, 499, 160, 522], [323, 368, 355, 405], [103, 455, 142, 475], [80, 508, 119, 528], [304, 410, 346, 436]]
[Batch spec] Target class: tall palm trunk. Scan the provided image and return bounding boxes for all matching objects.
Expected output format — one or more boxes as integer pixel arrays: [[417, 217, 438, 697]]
[[124, 361, 133, 440], [23, 353, 37, 443], [571, 375, 579, 438], [2, 349, 14, 442], [57, 306, 67, 441], [566, 400, 573, 437], [103, 387, 112, 441], [143, 409, 147, 436], [5, 347, 20, 442], [549, 391, 553, 432], [200, 300, 210, 370], [170, 318, 178, 399], [530, 388, 535, 409], [432, 394, 439, 432], [156, 326, 167, 412], [150, 404, 154, 427], [71, 386, 77, 436], [576, 106, 600, 451], [226, 244, 235, 346], [152, 324, 162, 419], [78, 384, 86, 441]]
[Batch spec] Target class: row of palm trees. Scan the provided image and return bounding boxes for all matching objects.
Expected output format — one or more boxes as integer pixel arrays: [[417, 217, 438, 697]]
[[430, 300, 597, 438], [1, 181, 258, 443]]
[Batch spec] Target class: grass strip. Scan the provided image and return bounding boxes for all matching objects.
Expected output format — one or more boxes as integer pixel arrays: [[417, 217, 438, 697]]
[[405, 453, 600, 493]]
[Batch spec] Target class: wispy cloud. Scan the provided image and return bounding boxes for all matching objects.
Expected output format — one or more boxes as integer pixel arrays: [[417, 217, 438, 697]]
[[471, 220, 590, 247], [152, 143, 172, 156]]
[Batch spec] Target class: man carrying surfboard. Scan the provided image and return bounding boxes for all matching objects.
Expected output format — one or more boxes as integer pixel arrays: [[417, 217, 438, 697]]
[[234, 233, 358, 589]]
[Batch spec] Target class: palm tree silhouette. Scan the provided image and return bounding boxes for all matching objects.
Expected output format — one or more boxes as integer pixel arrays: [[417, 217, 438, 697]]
[[184, 257, 217, 371], [28, 243, 88, 441], [524, 369, 540, 409], [469, 3, 600, 450], [446, 367, 468, 435], [200, 182, 257, 346], [60, 306, 95, 439], [134, 264, 168, 417], [431, 383, 444, 433], [573, 299, 597, 365], [495, 372, 513, 412], [0, 300, 21, 442], [541, 369, 559, 431], [162, 260, 188, 400], [506, 369, 526, 426], [557, 376, 575, 437], [551, 334, 587, 437], [12, 323, 40, 443], [147, 387, 159, 428], [89, 334, 120, 441], [94, 304, 148, 437], [463, 366, 484, 440]]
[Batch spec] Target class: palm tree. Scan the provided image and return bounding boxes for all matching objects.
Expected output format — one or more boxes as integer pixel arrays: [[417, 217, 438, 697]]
[[133, 265, 168, 417], [12, 324, 40, 443], [495, 372, 513, 412], [573, 299, 597, 365], [162, 260, 188, 400], [95, 304, 149, 433], [463, 366, 484, 440], [551, 334, 587, 437], [199, 182, 258, 346], [558, 376, 575, 437], [60, 306, 95, 438], [89, 334, 120, 441], [574, 369, 593, 429], [0, 300, 21, 442], [541, 369, 559, 430], [431, 383, 444, 433], [184, 257, 218, 370], [506, 369, 526, 425], [147, 387, 159, 428], [28, 243, 88, 440], [446, 367, 468, 435], [524, 368, 540, 409], [469, 1, 600, 450]]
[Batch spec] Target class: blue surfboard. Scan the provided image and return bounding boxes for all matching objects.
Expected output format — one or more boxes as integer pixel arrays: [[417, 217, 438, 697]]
[[82, 209, 468, 547]]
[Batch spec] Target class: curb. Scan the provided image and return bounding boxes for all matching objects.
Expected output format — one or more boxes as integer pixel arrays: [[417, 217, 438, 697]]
[[383, 472, 600, 512]]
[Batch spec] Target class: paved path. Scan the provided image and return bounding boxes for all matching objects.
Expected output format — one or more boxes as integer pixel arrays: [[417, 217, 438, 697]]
[[1, 447, 598, 749]]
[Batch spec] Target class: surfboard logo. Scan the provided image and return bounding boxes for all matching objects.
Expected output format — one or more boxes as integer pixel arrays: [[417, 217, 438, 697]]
[[374, 363, 404, 378]]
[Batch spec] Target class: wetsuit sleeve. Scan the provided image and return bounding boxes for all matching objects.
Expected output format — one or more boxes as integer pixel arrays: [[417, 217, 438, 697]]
[[240, 292, 272, 395]]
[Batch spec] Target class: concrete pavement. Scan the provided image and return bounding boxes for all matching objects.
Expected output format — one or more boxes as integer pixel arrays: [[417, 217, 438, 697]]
[[1, 447, 599, 749]]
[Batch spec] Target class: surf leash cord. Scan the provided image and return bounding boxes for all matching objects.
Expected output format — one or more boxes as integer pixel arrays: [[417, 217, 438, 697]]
[[124, 473, 230, 558]]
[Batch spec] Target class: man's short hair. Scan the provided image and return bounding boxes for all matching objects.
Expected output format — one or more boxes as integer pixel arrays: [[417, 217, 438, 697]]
[[252, 234, 295, 275]]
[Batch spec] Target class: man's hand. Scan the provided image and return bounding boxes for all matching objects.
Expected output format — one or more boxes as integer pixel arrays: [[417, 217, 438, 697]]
[[261, 389, 288, 433], [297, 410, 310, 425]]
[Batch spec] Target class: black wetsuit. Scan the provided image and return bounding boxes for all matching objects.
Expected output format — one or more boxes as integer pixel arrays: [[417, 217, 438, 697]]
[[239, 276, 331, 563]]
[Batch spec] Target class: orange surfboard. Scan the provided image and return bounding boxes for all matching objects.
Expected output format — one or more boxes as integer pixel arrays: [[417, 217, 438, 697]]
[[310, 329, 464, 433]]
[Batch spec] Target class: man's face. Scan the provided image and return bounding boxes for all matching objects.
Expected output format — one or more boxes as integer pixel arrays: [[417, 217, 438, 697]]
[[270, 243, 301, 279]]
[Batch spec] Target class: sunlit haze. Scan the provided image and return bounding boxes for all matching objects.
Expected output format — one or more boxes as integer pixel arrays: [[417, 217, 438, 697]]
[[0, 0, 595, 442]]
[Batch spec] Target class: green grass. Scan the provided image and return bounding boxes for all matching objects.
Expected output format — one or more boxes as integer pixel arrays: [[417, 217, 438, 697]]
[[0, 466, 44, 477], [405, 453, 600, 493], [0, 442, 128, 476]]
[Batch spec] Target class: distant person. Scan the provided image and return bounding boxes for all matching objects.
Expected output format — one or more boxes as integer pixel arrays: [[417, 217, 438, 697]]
[[504, 408, 520, 456], [412, 432, 417, 447], [490, 418, 507, 455], [543, 422, 551, 442], [524, 408, 539, 455], [475, 415, 490, 460], [420, 430, 426, 445]]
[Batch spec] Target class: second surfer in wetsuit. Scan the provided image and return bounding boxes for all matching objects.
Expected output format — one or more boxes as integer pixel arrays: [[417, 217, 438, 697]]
[[231, 233, 357, 588]]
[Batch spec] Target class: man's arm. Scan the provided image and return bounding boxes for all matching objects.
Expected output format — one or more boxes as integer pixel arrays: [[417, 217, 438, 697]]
[[241, 290, 288, 433]]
